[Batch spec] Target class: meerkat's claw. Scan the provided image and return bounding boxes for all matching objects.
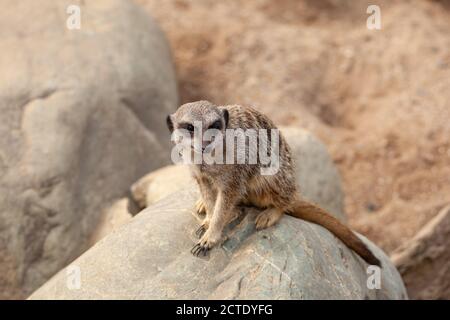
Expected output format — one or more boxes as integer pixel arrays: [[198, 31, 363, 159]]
[[191, 243, 209, 257], [190, 243, 200, 255], [195, 199, 207, 215], [195, 220, 210, 238], [195, 225, 207, 238]]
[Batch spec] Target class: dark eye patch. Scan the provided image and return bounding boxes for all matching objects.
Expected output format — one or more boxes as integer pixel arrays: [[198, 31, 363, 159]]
[[179, 122, 195, 132], [209, 120, 222, 130]]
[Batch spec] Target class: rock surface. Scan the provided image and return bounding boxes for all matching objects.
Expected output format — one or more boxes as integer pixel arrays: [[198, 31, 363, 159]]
[[131, 127, 346, 222], [132, 164, 194, 209], [88, 199, 134, 247], [0, 0, 177, 298], [392, 204, 450, 299], [29, 128, 406, 299], [29, 190, 407, 300]]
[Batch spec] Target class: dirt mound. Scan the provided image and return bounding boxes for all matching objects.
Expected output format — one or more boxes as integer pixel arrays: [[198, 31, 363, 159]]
[[136, 0, 450, 255]]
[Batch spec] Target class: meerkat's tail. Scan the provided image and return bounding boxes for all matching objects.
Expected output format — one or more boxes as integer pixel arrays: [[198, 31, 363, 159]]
[[286, 199, 382, 267]]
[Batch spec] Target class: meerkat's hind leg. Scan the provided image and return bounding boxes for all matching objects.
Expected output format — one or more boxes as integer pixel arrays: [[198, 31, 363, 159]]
[[255, 207, 284, 230]]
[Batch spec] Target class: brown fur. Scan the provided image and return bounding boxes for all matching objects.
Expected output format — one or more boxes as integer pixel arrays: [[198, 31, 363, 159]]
[[167, 100, 381, 266]]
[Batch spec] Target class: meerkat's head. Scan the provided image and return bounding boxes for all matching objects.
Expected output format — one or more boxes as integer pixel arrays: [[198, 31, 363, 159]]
[[166, 100, 229, 153]]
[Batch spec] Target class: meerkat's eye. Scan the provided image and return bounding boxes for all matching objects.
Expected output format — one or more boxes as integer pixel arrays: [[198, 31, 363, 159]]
[[186, 124, 195, 132], [209, 120, 222, 130]]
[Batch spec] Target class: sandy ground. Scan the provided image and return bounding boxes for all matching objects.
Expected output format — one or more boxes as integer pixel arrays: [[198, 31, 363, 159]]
[[136, 0, 450, 254]]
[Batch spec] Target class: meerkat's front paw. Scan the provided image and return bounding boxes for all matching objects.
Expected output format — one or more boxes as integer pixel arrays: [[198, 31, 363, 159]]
[[190, 243, 209, 257], [191, 230, 220, 257], [195, 198, 207, 215]]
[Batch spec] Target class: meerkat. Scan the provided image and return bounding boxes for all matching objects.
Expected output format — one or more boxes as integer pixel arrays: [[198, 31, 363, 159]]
[[166, 100, 381, 266]]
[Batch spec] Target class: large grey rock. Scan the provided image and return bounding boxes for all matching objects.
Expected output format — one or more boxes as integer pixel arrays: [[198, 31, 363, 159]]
[[29, 189, 406, 300], [131, 127, 346, 222], [88, 198, 134, 247], [0, 0, 177, 298], [29, 128, 406, 299], [392, 204, 450, 299], [131, 164, 194, 209]]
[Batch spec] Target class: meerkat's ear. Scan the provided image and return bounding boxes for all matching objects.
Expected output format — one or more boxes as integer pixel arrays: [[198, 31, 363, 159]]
[[166, 114, 174, 132], [222, 109, 229, 128]]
